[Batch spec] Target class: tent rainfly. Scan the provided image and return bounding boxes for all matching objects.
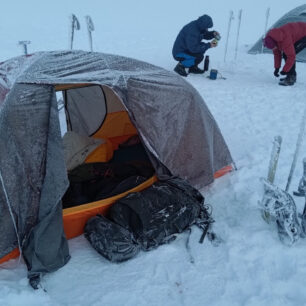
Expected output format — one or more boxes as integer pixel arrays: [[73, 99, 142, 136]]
[[0, 50, 233, 285]]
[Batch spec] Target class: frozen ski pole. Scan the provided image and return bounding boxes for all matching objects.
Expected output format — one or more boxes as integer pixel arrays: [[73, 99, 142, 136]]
[[285, 105, 306, 192], [293, 157, 306, 196], [69, 14, 80, 50], [261, 7, 270, 53], [260, 135, 282, 223], [18, 41, 31, 55], [267, 136, 282, 184], [302, 157, 306, 179], [224, 10, 234, 62], [234, 9, 242, 60], [85, 15, 95, 52]]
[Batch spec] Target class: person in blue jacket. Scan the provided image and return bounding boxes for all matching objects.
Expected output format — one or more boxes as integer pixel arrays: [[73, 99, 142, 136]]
[[172, 14, 220, 77]]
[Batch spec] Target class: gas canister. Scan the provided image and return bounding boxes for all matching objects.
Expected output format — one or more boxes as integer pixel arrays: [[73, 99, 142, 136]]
[[209, 69, 218, 80]]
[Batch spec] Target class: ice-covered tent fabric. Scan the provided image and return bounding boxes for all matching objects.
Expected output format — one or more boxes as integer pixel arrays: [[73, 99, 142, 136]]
[[0, 82, 70, 283], [248, 4, 306, 62], [0, 50, 233, 280]]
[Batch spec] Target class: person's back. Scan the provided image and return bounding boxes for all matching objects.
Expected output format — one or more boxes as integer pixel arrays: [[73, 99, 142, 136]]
[[264, 22, 306, 86], [267, 22, 306, 49], [172, 15, 213, 56]]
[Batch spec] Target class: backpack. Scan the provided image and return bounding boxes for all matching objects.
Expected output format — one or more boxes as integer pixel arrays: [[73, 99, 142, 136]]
[[84, 177, 215, 262], [108, 177, 213, 250]]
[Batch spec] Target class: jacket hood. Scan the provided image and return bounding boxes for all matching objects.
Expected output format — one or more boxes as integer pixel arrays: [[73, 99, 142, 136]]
[[267, 28, 284, 43], [196, 15, 213, 30]]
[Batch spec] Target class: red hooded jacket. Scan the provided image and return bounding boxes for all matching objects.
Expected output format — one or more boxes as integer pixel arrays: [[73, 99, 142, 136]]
[[267, 22, 306, 72]]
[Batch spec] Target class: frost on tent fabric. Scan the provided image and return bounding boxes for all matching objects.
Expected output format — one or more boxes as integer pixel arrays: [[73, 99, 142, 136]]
[[0, 50, 234, 288]]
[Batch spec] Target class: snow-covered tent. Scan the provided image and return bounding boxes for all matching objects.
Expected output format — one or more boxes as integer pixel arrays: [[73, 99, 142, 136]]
[[0, 50, 233, 284], [248, 4, 306, 61]]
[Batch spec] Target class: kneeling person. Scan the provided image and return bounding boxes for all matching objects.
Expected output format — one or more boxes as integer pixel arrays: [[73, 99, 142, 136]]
[[172, 14, 219, 77]]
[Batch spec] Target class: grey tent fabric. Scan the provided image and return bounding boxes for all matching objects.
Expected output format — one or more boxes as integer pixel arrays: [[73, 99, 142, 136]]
[[0, 83, 69, 278], [0, 50, 233, 278], [248, 4, 306, 61], [21, 89, 70, 278]]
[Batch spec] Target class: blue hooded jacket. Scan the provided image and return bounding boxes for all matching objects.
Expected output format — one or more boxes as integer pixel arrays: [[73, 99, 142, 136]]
[[172, 15, 214, 57]]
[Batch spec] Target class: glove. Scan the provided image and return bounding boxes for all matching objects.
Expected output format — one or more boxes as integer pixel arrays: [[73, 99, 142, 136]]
[[280, 70, 287, 75], [211, 39, 218, 47], [214, 31, 221, 41], [274, 68, 280, 77]]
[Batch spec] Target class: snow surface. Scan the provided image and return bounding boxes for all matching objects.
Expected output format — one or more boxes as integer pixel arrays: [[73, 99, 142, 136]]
[[2, 0, 306, 305]]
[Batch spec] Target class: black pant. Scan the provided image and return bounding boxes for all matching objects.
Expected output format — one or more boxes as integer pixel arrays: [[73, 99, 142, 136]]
[[283, 37, 306, 76]]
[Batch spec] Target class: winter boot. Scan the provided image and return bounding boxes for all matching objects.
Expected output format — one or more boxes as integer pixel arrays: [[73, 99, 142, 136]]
[[279, 75, 296, 86], [174, 63, 188, 77], [279, 74, 297, 81], [189, 65, 204, 74]]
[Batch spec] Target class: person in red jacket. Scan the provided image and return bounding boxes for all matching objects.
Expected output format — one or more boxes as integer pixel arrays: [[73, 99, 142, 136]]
[[263, 22, 306, 86]]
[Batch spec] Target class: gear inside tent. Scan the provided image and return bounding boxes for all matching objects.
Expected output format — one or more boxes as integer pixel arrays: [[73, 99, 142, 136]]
[[248, 4, 306, 62], [0, 50, 234, 278]]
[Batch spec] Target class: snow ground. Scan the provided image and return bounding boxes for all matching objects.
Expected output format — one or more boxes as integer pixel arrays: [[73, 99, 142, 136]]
[[1, 1, 306, 305]]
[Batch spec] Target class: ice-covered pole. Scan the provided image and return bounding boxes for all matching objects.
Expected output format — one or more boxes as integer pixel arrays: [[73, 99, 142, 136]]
[[85, 15, 95, 52], [234, 9, 242, 60], [18, 41, 31, 55], [267, 136, 282, 184], [294, 157, 306, 197], [261, 7, 270, 53], [69, 14, 80, 50], [285, 105, 306, 192], [224, 10, 234, 62]]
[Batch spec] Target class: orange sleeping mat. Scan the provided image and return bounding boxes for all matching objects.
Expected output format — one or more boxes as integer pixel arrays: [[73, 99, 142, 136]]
[[85, 138, 114, 163]]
